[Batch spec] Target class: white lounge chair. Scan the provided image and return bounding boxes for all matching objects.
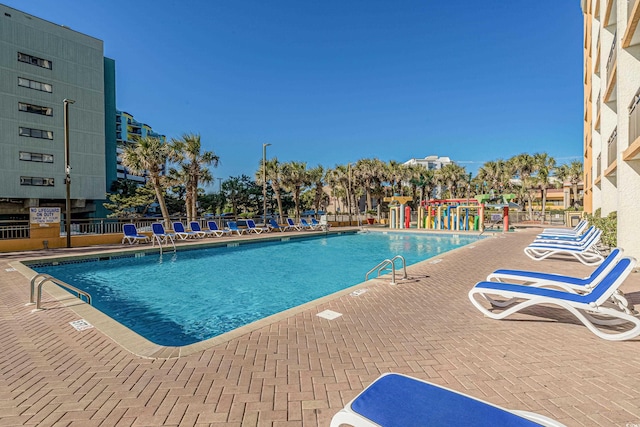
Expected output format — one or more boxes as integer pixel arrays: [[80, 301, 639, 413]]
[[487, 248, 624, 292], [172, 221, 199, 239], [542, 219, 588, 236], [151, 223, 175, 246], [246, 219, 267, 234], [206, 220, 231, 237], [122, 224, 150, 245], [286, 218, 302, 231], [330, 373, 566, 427], [188, 221, 209, 238], [533, 226, 598, 245], [523, 228, 604, 265], [469, 256, 640, 341]]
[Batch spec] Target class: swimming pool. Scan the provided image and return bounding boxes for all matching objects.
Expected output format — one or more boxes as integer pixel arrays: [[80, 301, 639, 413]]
[[31, 231, 481, 346]]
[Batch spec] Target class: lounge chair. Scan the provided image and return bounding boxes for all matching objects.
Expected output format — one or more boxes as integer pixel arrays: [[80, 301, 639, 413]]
[[121, 224, 150, 245], [487, 248, 624, 292], [523, 228, 604, 265], [534, 226, 598, 245], [206, 220, 231, 237], [188, 221, 209, 238], [172, 221, 199, 239], [226, 221, 246, 235], [286, 218, 302, 231], [268, 218, 286, 232], [469, 256, 640, 341], [542, 219, 588, 236], [299, 218, 315, 230], [151, 223, 175, 246], [330, 373, 566, 427], [246, 219, 267, 234]]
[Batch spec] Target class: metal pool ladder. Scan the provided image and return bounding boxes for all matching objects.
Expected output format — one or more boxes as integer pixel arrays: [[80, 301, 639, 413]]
[[365, 255, 407, 285], [29, 273, 92, 310]]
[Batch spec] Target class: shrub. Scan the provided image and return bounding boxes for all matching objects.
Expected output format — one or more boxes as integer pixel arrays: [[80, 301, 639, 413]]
[[586, 209, 617, 248]]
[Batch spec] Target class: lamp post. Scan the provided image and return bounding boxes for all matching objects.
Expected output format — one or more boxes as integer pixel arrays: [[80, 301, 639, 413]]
[[262, 143, 271, 225], [63, 99, 75, 248]]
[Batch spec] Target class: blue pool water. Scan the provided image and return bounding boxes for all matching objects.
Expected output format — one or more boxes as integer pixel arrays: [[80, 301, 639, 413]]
[[32, 232, 481, 346]]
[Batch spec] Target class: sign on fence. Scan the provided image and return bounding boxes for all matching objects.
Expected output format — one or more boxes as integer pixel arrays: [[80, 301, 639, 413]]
[[30, 207, 61, 224]]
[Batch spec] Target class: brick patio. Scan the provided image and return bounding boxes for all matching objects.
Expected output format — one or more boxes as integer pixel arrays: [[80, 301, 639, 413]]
[[1, 227, 639, 426]]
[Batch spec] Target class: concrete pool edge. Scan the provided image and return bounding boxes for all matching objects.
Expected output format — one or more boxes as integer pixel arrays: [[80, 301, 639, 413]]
[[10, 228, 496, 359]]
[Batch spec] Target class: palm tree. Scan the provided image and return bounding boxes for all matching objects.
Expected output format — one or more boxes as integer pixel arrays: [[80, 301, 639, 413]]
[[435, 163, 467, 199], [281, 161, 309, 220], [326, 165, 350, 219], [257, 158, 287, 223], [169, 133, 220, 223], [307, 165, 326, 215], [476, 159, 510, 196], [120, 136, 172, 228], [509, 153, 538, 217], [354, 158, 384, 212], [556, 160, 584, 208], [533, 153, 556, 223]]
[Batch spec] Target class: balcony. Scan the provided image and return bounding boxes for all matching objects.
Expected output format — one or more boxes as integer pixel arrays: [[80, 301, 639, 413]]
[[623, 0, 640, 47], [623, 88, 640, 160], [604, 33, 617, 103], [604, 127, 618, 177], [604, 0, 616, 27]]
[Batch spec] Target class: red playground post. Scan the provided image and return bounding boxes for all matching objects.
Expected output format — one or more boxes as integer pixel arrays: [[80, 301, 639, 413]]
[[404, 206, 411, 229], [502, 206, 509, 232]]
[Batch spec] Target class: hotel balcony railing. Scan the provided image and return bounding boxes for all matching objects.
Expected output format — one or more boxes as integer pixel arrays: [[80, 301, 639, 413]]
[[630, 87, 640, 143], [597, 154, 602, 178], [608, 127, 618, 167], [606, 32, 617, 78], [596, 92, 601, 118]]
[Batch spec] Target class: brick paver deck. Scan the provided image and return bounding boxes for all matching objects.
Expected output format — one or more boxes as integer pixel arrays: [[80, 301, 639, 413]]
[[1, 227, 640, 426]]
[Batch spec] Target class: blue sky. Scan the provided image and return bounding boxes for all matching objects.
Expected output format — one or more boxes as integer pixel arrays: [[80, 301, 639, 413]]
[[6, 1, 584, 189]]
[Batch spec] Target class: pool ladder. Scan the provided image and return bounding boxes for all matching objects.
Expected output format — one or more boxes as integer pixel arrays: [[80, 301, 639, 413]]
[[365, 255, 407, 285], [28, 273, 92, 310]]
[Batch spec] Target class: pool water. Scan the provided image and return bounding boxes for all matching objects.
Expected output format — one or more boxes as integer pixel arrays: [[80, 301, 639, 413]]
[[33, 232, 481, 346]]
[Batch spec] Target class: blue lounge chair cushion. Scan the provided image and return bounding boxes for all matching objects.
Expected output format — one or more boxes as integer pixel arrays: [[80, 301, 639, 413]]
[[346, 373, 543, 426]]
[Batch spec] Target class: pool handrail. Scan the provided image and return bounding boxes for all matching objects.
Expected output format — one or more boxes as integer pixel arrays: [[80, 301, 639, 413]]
[[365, 255, 407, 285]]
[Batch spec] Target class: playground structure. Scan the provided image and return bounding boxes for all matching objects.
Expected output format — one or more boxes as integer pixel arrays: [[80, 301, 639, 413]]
[[386, 193, 517, 233]]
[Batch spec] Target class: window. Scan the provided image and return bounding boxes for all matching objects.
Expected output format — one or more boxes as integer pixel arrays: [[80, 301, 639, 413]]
[[18, 77, 52, 93], [19, 151, 54, 163], [19, 127, 53, 140], [20, 176, 55, 187], [17, 52, 52, 69], [19, 102, 53, 116]]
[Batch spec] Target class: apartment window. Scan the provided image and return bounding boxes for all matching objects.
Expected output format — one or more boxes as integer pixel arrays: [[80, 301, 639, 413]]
[[19, 127, 53, 140], [19, 102, 53, 116], [18, 77, 52, 93], [19, 151, 54, 163], [20, 176, 55, 187], [17, 52, 52, 69]]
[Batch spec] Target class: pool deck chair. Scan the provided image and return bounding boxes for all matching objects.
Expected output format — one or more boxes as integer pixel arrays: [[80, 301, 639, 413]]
[[469, 256, 640, 341], [533, 226, 598, 245], [122, 224, 150, 245], [487, 248, 624, 292], [172, 221, 199, 239], [246, 219, 267, 234], [286, 218, 302, 231], [188, 221, 208, 238], [523, 229, 604, 265], [206, 220, 231, 237], [542, 219, 588, 236], [299, 218, 315, 230], [330, 373, 566, 427], [226, 221, 246, 235], [152, 223, 175, 246], [268, 218, 286, 232]]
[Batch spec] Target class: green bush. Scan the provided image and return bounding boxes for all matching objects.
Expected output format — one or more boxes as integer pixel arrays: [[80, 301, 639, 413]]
[[586, 209, 617, 248]]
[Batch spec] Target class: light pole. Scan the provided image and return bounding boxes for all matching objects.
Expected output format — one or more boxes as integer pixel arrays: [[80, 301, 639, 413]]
[[63, 99, 75, 248], [262, 143, 271, 225]]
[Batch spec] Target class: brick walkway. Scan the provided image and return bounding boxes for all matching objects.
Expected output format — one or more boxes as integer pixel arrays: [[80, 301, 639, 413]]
[[1, 227, 640, 426]]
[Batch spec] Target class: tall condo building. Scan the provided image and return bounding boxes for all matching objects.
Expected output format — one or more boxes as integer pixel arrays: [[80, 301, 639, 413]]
[[0, 4, 116, 219], [581, 0, 640, 257]]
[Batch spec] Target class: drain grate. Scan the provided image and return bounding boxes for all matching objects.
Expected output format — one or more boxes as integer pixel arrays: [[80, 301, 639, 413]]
[[316, 309, 342, 320], [69, 319, 93, 331]]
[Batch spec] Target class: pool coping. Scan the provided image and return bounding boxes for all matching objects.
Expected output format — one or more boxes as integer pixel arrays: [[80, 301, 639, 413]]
[[11, 227, 493, 359]]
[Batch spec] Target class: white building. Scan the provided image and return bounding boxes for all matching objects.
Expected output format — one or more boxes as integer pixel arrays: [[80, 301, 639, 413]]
[[403, 155, 452, 170], [581, 0, 640, 257]]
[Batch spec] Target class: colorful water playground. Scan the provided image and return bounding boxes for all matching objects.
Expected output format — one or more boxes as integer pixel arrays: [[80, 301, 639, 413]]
[[386, 193, 517, 232]]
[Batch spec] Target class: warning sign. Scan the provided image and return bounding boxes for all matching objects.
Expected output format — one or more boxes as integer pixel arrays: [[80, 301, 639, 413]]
[[30, 207, 61, 224]]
